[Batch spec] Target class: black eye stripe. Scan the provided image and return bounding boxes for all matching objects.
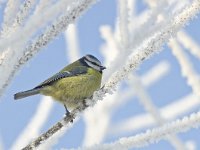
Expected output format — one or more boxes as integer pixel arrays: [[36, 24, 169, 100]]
[[84, 58, 100, 66]]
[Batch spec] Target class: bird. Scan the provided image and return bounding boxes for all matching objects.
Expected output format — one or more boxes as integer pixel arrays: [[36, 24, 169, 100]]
[[14, 54, 106, 116]]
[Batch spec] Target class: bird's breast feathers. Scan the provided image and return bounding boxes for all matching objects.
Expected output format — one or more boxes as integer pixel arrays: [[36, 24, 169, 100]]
[[40, 69, 102, 109]]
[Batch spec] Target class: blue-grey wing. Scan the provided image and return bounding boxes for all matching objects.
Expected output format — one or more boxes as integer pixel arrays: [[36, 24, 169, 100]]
[[34, 67, 87, 89]]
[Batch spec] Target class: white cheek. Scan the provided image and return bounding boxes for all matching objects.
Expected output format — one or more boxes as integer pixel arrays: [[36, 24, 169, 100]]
[[85, 60, 100, 71]]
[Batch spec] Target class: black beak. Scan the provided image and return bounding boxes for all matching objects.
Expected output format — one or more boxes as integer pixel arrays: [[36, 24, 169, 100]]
[[100, 66, 106, 70]]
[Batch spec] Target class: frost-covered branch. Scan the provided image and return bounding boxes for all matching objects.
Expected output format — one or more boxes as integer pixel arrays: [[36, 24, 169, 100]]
[[128, 74, 186, 149], [85, 111, 200, 149], [177, 30, 200, 60], [118, 0, 130, 47], [33, 0, 52, 15], [13, 0, 37, 27], [2, 0, 21, 31], [169, 39, 200, 97], [64, 24, 80, 62], [110, 93, 199, 135], [1, 0, 37, 37], [10, 97, 54, 150], [22, 103, 85, 150]]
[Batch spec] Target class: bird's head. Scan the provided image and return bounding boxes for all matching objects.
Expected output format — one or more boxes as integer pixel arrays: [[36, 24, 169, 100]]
[[80, 54, 106, 72]]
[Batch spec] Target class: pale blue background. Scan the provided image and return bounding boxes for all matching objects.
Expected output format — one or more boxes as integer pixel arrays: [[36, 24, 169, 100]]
[[0, 0, 200, 149]]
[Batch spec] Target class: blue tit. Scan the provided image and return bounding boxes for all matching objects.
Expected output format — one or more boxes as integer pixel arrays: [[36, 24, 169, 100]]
[[14, 54, 106, 115]]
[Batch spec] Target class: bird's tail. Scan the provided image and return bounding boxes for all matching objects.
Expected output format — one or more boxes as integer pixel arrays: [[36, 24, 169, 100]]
[[14, 88, 40, 100]]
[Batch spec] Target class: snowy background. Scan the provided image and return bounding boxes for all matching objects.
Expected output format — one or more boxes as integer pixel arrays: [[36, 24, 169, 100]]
[[0, 0, 200, 149]]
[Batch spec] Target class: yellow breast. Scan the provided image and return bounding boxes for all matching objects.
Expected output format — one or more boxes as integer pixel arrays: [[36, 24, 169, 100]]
[[40, 68, 102, 110]]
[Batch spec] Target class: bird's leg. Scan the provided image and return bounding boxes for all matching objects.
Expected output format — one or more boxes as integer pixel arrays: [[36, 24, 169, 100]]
[[64, 104, 73, 123], [64, 104, 70, 116]]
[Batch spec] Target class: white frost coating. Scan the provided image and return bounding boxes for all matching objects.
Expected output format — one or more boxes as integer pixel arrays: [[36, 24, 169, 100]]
[[83, 94, 115, 146], [102, 0, 200, 98], [33, 0, 53, 15], [169, 39, 200, 97], [128, 74, 186, 150], [64, 24, 80, 62], [118, 0, 130, 47], [102, 0, 131, 81], [0, 0, 74, 52], [0, 0, 75, 51], [38, 116, 79, 150], [141, 61, 170, 86], [110, 94, 199, 135], [83, 61, 170, 146], [103, 0, 181, 82], [2, 0, 21, 30], [177, 30, 200, 60], [86, 111, 200, 150], [127, 0, 136, 20], [0, 0, 97, 96], [0, 50, 9, 65], [1, 0, 37, 38], [10, 97, 54, 150], [130, 0, 169, 47], [100, 25, 119, 66], [13, 0, 37, 27]]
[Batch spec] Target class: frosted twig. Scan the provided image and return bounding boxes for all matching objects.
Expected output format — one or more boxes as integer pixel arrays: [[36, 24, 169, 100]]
[[0, 50, 9, 65], [118, 0, 130, 47], [177, 30, 200, 60], [127, 0, 136, 21], [129, 74, 186, 150], [85, 111, 200, 149], [103, 0, 130, 81], [33, 0, 53, 15], [110, 94, 198, 135], [0, 0, 97, 96], [1, 0, 37, 37], [22, 0, 200, 148], [169, 39, 200, 97], [64, 24, 80, 62], [10, 97, 54, 150], [0, 0, 74, 51], [130, 0, 169, 47], [2, 0, 21, 31], [83, 92, 118, 146], [13, 0, 37, 27], [100, 25, 119, 66], [21, 103, 85, 150]]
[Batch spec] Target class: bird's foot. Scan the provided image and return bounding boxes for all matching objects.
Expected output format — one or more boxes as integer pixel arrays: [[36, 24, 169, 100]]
[[64, 105, 74, 123], [65, 111, 74, 123]]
